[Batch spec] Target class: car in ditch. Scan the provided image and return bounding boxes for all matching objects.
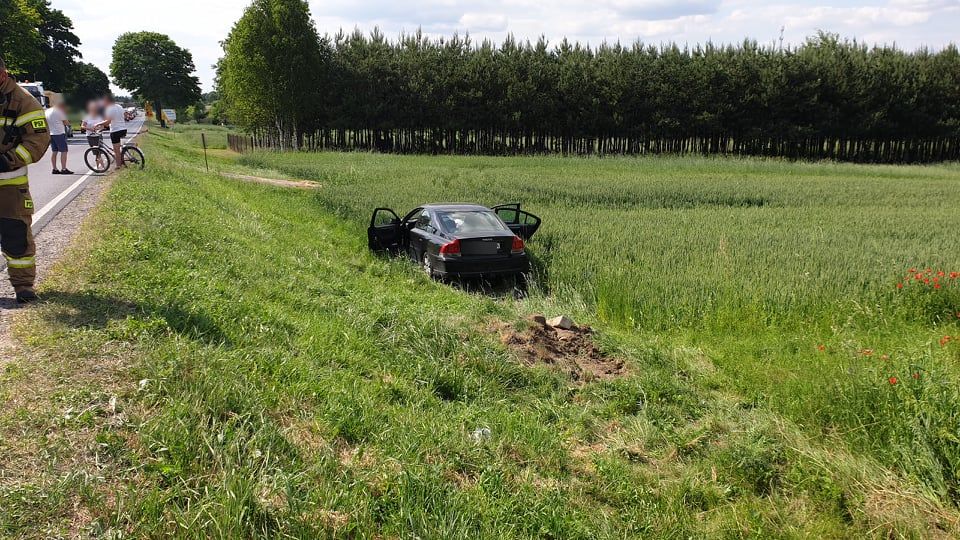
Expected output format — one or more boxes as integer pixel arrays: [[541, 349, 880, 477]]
[[368, 203, 541, 278]]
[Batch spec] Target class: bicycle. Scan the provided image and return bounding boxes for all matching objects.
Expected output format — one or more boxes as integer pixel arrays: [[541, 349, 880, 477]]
[[83, 132, 145, 173]]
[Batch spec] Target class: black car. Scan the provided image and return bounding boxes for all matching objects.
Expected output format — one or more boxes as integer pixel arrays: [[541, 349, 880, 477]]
[[368, 203, 541, 278]]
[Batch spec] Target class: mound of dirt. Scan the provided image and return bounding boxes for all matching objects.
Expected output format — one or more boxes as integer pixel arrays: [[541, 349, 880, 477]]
[[496, 315, 624, 382]]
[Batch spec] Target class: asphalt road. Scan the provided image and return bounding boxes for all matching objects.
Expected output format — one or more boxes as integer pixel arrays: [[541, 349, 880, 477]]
[[26, 114, 145, 231]]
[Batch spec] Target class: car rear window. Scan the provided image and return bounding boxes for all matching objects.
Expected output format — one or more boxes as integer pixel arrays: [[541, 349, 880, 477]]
[[436, 210, 509, 234]]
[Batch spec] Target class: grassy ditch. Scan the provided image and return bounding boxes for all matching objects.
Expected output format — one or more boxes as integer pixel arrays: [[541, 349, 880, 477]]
[[0, 127, 958, 537]]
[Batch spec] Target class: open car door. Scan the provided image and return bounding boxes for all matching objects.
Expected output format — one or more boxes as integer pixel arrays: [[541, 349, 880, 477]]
[[492, 203, 541, 240], [368, 208, 402, 252]]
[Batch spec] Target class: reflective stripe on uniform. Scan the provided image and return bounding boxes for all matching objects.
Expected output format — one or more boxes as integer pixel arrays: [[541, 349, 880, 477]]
[[14, 144, 33, 164], [0, 168, 27, 180], [3, 255, 35, 269], [0, 176, 29, 187], [15, 109, 45, 127]]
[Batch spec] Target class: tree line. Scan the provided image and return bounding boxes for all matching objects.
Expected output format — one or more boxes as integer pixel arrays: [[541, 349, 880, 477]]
[[217, 0, 960, 162], [1, 0, 109, 106], [3, 1, 203, 121]]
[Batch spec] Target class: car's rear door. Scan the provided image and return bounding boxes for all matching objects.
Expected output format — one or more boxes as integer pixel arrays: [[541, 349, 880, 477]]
[[492, 203, 542, 240], [368, 208, 402, 251], [408, 209, 436, 260]]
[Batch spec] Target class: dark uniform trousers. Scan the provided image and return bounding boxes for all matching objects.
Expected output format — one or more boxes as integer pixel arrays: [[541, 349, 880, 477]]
[[0, 176, 36, 291], [1, 74, 48, 293]]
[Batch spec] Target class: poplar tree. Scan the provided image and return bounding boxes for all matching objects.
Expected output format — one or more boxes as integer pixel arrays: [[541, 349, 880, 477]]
[[218, 0, 329, 149]]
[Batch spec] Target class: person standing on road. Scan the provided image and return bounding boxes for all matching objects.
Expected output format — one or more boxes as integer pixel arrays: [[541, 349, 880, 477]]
[[96, 94, 127, 171], [45, 100, 73, 175], [0, 55, 51, 304]]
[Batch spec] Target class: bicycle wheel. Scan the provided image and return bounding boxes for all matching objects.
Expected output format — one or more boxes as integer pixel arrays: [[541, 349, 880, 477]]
[[121, 146, 145, 170], [84, 147, 111, 173]]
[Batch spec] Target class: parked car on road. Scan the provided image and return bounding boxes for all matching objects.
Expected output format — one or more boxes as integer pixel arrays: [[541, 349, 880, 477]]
[[368, 203, 541, 278]]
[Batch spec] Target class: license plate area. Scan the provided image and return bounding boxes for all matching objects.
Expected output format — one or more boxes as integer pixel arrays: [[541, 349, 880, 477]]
[[461, 240, 501, 256]]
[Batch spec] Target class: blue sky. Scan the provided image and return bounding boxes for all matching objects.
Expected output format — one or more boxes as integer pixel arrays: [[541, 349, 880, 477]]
[[56, 0, 960, 92]]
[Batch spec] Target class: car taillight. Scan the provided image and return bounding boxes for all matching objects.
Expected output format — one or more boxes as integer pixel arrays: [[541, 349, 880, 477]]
[[511, 236, 525, 254], [439, 239, 461, 256]]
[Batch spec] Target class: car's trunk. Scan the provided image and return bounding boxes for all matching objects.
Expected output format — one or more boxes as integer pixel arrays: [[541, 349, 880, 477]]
[[458, 235, 516, 256]]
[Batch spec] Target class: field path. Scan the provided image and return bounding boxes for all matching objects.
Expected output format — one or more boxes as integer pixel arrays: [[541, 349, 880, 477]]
[[220, 171, 320, 189]]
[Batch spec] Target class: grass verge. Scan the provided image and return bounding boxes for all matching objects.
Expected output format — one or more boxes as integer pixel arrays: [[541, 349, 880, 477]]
[[0, 126, 958, 537]]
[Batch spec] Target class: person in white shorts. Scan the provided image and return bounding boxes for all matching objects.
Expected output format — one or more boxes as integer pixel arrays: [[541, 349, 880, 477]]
[[96, 94, 128, 171]]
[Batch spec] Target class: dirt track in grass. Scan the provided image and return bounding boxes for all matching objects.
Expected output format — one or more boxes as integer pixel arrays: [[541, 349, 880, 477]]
[[220, 171, 320, 189]]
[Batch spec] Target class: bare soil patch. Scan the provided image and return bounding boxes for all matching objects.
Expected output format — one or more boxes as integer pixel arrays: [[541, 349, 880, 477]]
[[221, 172, 320, 190], [495, 314, 625, 382]]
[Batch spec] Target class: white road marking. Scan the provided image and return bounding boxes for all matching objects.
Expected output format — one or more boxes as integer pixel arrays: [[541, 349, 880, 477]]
[[33, 120, 144, 224], [32, 171, 94, 225], [0, 118, 146, 273]]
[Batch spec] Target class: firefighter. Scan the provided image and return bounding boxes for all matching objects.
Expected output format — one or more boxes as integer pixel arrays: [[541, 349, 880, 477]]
[[0, 56, 50, 304]]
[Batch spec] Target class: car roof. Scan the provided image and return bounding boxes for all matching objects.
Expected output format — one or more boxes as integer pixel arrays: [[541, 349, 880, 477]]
[[422, 203, 491, 212]]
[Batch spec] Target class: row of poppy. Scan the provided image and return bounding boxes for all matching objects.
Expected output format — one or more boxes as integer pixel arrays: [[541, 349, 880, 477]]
[[897, 269, 959, 290], [814, 335, 956, 385], [888, 373, 921, 385], [887, 333, 958, 384]]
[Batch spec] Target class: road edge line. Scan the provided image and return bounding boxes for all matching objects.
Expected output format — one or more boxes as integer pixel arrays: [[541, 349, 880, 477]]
[[32, 171, 94, 230], [0, 119, 145, 272], [33, 118, 143, 232]]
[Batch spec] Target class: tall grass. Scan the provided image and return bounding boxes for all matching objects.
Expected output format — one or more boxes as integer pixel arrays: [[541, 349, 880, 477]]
[[240, 150, 960, 506], [241, 151, 960, 331]]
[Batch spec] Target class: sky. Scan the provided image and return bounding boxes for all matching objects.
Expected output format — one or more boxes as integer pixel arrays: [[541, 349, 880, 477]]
[[56, 0, 960, 93]]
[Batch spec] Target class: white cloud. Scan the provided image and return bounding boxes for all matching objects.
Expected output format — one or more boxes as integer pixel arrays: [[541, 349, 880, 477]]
[[53, 0, 960, 93], [458, 13, 509, 31], [604, 0, 720, 19]]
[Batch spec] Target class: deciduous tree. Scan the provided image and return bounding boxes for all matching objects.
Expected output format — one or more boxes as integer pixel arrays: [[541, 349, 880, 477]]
[[217, 0, 330, 149], [65, 62, 109, 108], [111, 32, 201, 128]]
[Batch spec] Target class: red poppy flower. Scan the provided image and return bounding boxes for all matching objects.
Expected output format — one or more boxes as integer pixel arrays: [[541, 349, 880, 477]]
[[909, 268, 917, 273], [916, 273, 924, 280], [817, 344, 826, 352], [951, 272, 959, 279], [924, 278, 931, 284], [897, 283, 904, 289], [937, 271, 945, 277], [889, 376, 898, 385], [861, 349, 874, 356], [926, 268, 932, 274], [912, 372, 920, 380], [934, 283, 942, 289], [940, 336, 951, 347]]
